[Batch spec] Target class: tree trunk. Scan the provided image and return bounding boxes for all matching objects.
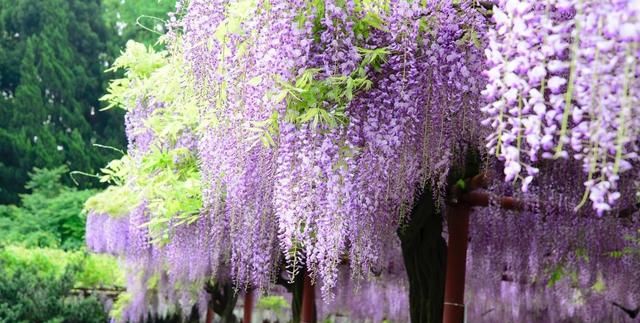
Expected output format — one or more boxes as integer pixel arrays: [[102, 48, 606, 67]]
[[206, 282, 239, 323], [290, 268, 316, 323], [399, 189, 447, 323]]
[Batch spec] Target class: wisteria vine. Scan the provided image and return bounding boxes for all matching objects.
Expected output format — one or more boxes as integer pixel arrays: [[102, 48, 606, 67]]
[[482, 0, 640, 214], [84, 0, 640, 321]]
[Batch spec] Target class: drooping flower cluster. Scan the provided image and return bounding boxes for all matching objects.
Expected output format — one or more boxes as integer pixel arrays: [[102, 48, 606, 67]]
[[85, 0, 640, 321], [182, 0, 488, 299], [272, 0, 364, 298], [124, 98, 159, 157], [317, 242, 410, 322], [86, 211, 130, 256], [85, 41, 212, 321], [466, 202, 640, 322], [482, 0, 640, 213], [185, 0, 314, 290]]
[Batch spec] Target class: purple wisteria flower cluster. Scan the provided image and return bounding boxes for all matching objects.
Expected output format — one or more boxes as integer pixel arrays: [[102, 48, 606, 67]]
[[124, 98, 158, 157], [482, 0, 640, 214], [85, 0, 640, 321], [87, 206, 216, 322], [183, 0, 488, 300], [466, 202, 640, 322], [317, 241, 409, 322], [184, 0, 313, 291], [86, 42, 209, 321]]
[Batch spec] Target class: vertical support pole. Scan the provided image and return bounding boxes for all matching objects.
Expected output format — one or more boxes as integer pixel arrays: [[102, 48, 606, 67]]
[[443, 203, 471, 323], [301, 272, 315, 323], [205, 306, 214, 323], [244, 288, 254, 323]]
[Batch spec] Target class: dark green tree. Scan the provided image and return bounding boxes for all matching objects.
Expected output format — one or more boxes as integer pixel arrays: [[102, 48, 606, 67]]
[[0, 0, 125, 204], [102, 0, 177, 51]]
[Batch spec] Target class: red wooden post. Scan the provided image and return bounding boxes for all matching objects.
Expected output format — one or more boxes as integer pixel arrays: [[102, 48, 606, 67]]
[[301, 272, 316, 323], [205, 306, 214, 323], [244, 288, 254, 323], [443, 203, 471, 323], [443, 173, 525, 323]]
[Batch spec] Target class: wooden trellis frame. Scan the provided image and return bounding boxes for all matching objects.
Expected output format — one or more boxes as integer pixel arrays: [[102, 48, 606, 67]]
[[442, 173, 525, 323], [240, 173, 525, 323]]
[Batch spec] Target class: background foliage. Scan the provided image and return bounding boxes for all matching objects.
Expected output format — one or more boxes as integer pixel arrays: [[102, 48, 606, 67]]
[[0, 0, 123, 204], [0, 265, 107, 323], [0, 0, 176, 321], [0, 0, 176, 204], [0, 245, 124, 288], [0, 245, 123, 323], [0, 167, 95, 249], [103, 0, 177, 49]]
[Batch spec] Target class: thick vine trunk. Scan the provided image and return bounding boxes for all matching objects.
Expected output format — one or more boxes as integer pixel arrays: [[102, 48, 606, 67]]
[[205, 282, 238, 323], [399, 189, 447, 323], [290, 270, 304, 323], [289, 268, 316, 323]]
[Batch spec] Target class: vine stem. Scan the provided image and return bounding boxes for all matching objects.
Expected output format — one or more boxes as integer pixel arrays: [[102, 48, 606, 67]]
[[555, 0, 582, 157]]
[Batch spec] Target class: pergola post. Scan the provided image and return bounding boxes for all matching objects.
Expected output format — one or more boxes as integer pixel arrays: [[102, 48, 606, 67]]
[[205, 306, 214, 323], [243, 288, 254, 323], [301, 272, 316, 323], [442, 174, 525, 323], [442, 203, 471, 323]]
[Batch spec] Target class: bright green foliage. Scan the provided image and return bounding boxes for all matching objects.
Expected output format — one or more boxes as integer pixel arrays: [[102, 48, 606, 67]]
[[246, 46, 387, 151], [255, 47, 388, 145], [84, 185, 139, 219], [211, 0, 259, 43], [87, 41, 203, 242], [0, 0, 126, 204], [0, 245, 124, 288], [0, 245, 123, 323], [101, 40, 169, 111], [257, 295, 290, 315], [110, 292, 133, 321], [0, 167, 96, 249], [280, 48, 388, 127]]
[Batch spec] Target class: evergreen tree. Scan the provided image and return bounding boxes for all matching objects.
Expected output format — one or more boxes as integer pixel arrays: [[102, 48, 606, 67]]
[[0, 0, 126, 204]]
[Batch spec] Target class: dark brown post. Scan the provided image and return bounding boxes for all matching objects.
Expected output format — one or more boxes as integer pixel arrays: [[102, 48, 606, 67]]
[[243, 289, 254, 323], [301, 272, 315, 323], [442, 203, 471, 323]]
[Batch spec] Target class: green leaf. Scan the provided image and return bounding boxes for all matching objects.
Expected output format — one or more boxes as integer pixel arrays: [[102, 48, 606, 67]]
[[248, 76, 263, 86], [362, 11, 387, 31], [298, 108, 320, 124], [456, 179, 466, 190]]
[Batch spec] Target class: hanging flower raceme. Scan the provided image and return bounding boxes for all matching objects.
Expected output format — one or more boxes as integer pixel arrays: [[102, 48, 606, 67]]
[[466, 203, 640, 322], [482, 0, 640, 213], [84, 1, 640, 322], [183, 0, 489, 300], [84, 40, 213, 321], [186, 0, 314, 290], [317, 241, 410, 322]]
